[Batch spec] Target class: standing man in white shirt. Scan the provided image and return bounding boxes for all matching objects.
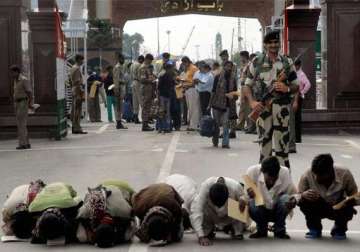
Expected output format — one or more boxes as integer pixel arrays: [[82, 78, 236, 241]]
[[193, 62, 214, 116], [190, 177, 247, 246], [245, 156, 297, 239]]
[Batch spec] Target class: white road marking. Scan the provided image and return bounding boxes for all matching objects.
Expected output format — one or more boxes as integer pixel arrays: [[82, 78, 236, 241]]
[[0, 145, 157, 153], [128, 132, 180, 252], [228, 153, 239, 157], [156, 132, 180, 182], [175, 149, 189, 153], [341, 154, 353, 159], [301, 143, 349, 147], [287, 229, 360, 234], [177, 141, 350, 147], [101, 149, 133, 153], [152, 148, 164, 152], [346, 139, 360, 151], [96, 124, 109, 134], [0, 145, 127, 152]]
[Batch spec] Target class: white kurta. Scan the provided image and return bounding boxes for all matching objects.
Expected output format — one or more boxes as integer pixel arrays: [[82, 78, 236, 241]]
[[190, 177, 246, 238], [163, 174, 197, 212]]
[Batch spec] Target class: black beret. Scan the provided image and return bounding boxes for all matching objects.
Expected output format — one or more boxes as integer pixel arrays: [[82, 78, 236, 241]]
[[219, 50, 229, 57], [263, 30, 280, 43]]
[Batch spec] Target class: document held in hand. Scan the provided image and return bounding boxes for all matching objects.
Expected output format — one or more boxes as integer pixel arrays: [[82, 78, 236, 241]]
[[227, 198, 250, 224], [333, 192, 360, 210], [242, 175, 265, 206]]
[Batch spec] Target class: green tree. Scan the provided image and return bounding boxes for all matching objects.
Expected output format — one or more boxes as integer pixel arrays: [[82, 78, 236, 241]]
[[232, 52, 241, 67], [122, 33, 144, 60], [87, 19, 114, 69]]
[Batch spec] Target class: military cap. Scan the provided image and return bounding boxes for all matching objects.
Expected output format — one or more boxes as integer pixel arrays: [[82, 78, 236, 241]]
[[219, 50, 229, 57], [263, 30, 280, 44]]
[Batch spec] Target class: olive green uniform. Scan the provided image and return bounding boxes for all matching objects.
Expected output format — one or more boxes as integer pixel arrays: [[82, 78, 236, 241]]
[[70, 64, 84, 132], [245, 54, 298, 168], [113, 62, 127, 122], [139, 64, 156, 124], [130, 62, 143, 115], [237, 62, 254, 131]]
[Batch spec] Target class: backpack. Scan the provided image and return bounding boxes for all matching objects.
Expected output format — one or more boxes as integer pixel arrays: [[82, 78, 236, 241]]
[[199, 115, 216, 137]]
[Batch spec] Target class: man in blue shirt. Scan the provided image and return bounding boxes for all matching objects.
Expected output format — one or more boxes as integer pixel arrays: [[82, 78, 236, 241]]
[[194, 62, 214, 116]]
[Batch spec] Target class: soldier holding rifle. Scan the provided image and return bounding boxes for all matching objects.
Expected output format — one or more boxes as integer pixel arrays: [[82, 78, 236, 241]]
[[243, 30, 298, 168]]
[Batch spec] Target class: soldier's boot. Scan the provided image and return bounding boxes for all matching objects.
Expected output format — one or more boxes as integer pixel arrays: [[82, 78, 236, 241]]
[[133, 114, 141, 124], [116, 120, 128, 129], [142, 122, 154, 131]]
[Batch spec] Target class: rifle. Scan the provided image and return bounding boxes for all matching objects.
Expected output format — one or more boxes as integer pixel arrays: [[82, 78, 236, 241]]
[[248, 51, 306, 122], [248, 71, 287, 122]]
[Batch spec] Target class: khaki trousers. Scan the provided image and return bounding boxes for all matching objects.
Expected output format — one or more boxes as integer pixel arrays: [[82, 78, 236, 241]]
[[132, 80, 142, 115], [141, 84, 154, 123], [72, 95, 83, 131], [15, 100, 29, 146], [114, 85, 126, 121]]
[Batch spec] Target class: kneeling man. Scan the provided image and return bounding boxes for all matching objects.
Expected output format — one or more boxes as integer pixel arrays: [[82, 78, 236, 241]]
[[191, 177, 247, 246], [298, 154, 359, 240], [2, 180, 45, 239], [77, 181, 136, 248], [132, 183, 184, 245], [164, 174, 197, 230], [246, 156, 297, 239]]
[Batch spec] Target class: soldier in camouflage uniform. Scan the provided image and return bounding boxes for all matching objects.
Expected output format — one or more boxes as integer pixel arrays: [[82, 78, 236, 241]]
[[244, 31, 298, 168], [139, 54, 156, 131], [70, 54, 87, 134], [113, 53, 128, 129]]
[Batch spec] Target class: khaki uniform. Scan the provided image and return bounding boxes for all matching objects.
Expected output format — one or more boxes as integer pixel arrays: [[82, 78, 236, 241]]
[[139, 64, 156, 123], [113, 62, 127, 122], [130, 62, 143, 115], [70, 64, 84, 132], [245, 54, 298, 168], [13, 74, 32, 146], [237, 62, 253, 130]]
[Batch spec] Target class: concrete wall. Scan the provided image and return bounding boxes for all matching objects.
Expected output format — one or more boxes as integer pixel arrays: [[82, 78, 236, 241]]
[[95, 0, 111, 19]]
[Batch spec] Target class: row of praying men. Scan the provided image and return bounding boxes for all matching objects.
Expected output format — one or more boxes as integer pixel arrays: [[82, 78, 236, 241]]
[[2, 154, 359, 247]]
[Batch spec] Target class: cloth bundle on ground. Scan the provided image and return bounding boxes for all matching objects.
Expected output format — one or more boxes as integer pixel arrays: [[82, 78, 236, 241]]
[[199, 115, 217, 137], [76, 181, 136, 248]]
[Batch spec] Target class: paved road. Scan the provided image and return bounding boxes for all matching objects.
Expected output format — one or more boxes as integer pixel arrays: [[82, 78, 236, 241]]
[[1, 121, 360, 251]]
